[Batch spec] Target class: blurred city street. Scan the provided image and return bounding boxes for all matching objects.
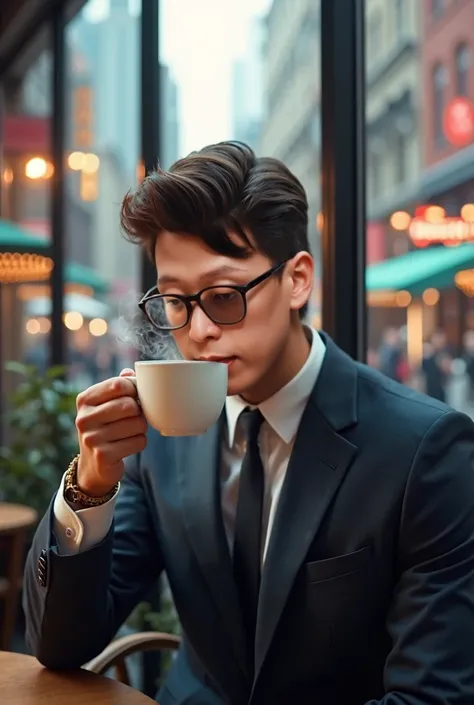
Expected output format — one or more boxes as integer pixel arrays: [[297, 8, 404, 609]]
[[2, 0, 474, 698]]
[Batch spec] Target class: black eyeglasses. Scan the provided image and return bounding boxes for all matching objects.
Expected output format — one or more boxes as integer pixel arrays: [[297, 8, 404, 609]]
[[138, 261, 286, 331]]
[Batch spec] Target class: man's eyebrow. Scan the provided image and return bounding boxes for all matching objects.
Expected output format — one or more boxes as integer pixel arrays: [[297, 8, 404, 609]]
[[157, 265, 248, 287]]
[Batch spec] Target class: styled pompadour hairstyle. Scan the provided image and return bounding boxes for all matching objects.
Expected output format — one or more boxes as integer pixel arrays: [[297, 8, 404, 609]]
[[121, 141, 310, 315]]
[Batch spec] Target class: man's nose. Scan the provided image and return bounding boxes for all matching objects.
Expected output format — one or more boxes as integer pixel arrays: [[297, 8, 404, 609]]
[[188, 304, 221, 342]]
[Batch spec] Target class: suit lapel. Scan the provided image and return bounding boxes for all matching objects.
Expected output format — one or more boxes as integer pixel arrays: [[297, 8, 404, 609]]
[[176, 418, 247, 680], [254, 334, 359, 680]]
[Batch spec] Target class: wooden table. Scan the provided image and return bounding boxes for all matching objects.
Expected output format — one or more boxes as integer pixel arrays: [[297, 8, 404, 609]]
[[0, 651, 157, 704], [0, 503, 38, 650]]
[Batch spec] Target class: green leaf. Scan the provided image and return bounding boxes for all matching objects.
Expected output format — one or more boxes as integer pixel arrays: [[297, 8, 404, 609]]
[[0, 362, 80, 517], [4, 361, 29, 376], [46, 365, 67, 379]]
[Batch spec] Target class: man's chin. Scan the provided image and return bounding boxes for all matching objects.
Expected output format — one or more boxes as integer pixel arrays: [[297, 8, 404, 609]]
[[226, 367, 246, 398], [226, 367, 258, 400]]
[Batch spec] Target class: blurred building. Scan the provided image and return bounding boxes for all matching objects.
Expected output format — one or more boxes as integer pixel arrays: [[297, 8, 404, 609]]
[[69, 2, 179, 295], [259, 0, 321, 255], [66, 2, 140, 296], [2, 46, 93, 265], [71, 0, 140, 179], [419, 0, 474, 208], [365, 0, 421, 261], [231, 17, 264, 151], [415, 0, 474, 345], [365, 0, 474, 380], [160, 63, 180, 170]]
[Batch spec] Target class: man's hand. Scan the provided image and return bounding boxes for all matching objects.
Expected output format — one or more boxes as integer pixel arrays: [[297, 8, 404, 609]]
[[75, 369, 147, 496]]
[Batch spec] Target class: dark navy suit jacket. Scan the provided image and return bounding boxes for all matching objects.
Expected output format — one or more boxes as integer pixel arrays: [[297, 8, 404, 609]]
[[23, 334, 474, 704]]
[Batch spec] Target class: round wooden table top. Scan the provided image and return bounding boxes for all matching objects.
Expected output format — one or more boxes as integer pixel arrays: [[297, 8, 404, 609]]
[[0, 503, 37, 533], [0, 651, 157, 704]]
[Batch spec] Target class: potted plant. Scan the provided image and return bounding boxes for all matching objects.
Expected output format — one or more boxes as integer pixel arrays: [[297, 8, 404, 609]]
[[0, 362, 78, 519]]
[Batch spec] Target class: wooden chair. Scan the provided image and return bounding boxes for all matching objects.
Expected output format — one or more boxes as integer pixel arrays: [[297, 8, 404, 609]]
[[0, 503, 37, 650], [84, 631, 181, 686]]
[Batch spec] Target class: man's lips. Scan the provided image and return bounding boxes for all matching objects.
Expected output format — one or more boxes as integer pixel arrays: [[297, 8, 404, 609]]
[[197, 356, 236, 365]]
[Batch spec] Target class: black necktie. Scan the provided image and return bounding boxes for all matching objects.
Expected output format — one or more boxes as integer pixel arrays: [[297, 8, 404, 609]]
[[233, 408, 264, 672]]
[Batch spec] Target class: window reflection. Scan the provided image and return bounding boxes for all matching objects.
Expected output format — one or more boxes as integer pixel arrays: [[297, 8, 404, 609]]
[[433, 63, 448, 149], [366, 0, 474, 415], [64, 0, 142, 390], [0, 29, 53, 440], [455, 43, 470, 96]]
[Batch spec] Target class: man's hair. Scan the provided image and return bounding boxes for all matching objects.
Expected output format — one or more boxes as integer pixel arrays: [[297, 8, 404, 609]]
[[121, 140, 310, 316]]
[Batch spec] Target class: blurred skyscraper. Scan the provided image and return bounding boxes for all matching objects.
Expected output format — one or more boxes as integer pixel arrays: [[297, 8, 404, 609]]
[[231, 17, 264, 151], [67, 0, 180, 292], [72, 2, 179, 177], [71, 0, 139, 182], [259, 0, 321, 249], [160, 63, 180, 169]]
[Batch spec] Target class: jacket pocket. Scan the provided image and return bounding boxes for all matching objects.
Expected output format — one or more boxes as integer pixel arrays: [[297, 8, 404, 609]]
[[157, 686, 177, 705], [305, 545, 371, 583]]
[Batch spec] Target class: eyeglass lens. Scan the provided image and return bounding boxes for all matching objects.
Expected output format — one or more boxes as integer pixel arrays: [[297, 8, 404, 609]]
[[145, 287, 246, 330]]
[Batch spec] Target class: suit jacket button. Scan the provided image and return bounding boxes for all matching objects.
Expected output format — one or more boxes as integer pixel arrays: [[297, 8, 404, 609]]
[[37, 550, 48, 586]]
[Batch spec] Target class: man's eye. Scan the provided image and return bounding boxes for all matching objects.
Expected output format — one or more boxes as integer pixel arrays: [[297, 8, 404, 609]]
[[165, 297, 184, 308], [214, 292, 235, 301]]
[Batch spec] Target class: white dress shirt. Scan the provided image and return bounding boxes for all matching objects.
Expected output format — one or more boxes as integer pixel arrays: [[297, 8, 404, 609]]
[[53, 329, 326, 558]]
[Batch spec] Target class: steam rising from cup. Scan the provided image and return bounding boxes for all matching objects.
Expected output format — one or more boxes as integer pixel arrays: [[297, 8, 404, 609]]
[[116, 290, 181, 361]]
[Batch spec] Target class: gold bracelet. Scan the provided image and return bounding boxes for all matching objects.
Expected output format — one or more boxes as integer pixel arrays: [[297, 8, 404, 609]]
[[64, 454, 119, 508]]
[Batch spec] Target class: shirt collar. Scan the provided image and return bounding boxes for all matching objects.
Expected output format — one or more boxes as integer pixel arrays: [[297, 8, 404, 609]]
[[225, 328, 326, 446]]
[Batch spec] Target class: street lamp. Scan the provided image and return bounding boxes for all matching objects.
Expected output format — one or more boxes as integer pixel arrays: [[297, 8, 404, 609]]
[[25, 157, 54, 180]]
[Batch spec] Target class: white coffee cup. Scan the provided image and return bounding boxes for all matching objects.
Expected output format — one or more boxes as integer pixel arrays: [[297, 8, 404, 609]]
[[133, 360, 228, 436]]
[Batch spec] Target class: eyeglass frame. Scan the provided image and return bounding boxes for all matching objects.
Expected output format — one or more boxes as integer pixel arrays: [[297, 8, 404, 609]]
[[138, 260, 287, 331]]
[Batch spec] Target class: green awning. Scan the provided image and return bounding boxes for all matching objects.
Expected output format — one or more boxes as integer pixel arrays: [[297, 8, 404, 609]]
[[0, 219, 48, 251], [65, 263, 108, 295], [0, 218, 108, 294], [366, 244, 474, 295]]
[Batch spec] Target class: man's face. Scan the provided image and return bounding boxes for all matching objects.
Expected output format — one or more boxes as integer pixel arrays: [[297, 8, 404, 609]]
[[154, 231, 307, 398]]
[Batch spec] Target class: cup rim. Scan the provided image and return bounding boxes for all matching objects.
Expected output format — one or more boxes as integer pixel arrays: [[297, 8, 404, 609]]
[[134, 359, 226, 367]]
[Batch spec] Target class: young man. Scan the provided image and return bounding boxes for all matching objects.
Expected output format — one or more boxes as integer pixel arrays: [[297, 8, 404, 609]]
[[24, 142, 474, 705]]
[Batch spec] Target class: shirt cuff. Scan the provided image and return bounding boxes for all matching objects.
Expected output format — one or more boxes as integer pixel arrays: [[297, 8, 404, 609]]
[[53, 471, 119, 555]]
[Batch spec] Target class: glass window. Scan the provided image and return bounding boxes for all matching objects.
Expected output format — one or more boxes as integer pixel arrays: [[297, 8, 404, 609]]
[[395, 0, 405, 38], [64, 0, 142, 390], [431, 0, 445, 19], [0, 27, 53, 439], [368, 11, 383, 62], [393, 131, 407, 185], [367, 142, 384, 201], [159, 0, 322, 329], [433, 63, 448, 149], [455, 43, 470, 96], [365, 0, 474, 415]]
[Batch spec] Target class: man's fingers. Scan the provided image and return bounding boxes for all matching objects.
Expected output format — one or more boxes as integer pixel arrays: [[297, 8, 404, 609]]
[[92, 436, 147, 466], [77, 376, 138, 408], [82, 417, 148, 447]]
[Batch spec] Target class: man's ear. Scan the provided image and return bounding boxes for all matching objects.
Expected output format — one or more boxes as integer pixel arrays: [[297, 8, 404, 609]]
[[287, 251, 314, 313]]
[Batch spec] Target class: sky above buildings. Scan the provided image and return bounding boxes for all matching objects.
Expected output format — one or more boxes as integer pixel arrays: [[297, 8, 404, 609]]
[[84, 0, 272, 154]]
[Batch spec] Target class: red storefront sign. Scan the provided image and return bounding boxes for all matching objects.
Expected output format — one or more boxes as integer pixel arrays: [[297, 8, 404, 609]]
[[443, 97, 474, 148], [366, 221, 386, 264], [409, 216, 474, 247], [3, 116, 49, 153]]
